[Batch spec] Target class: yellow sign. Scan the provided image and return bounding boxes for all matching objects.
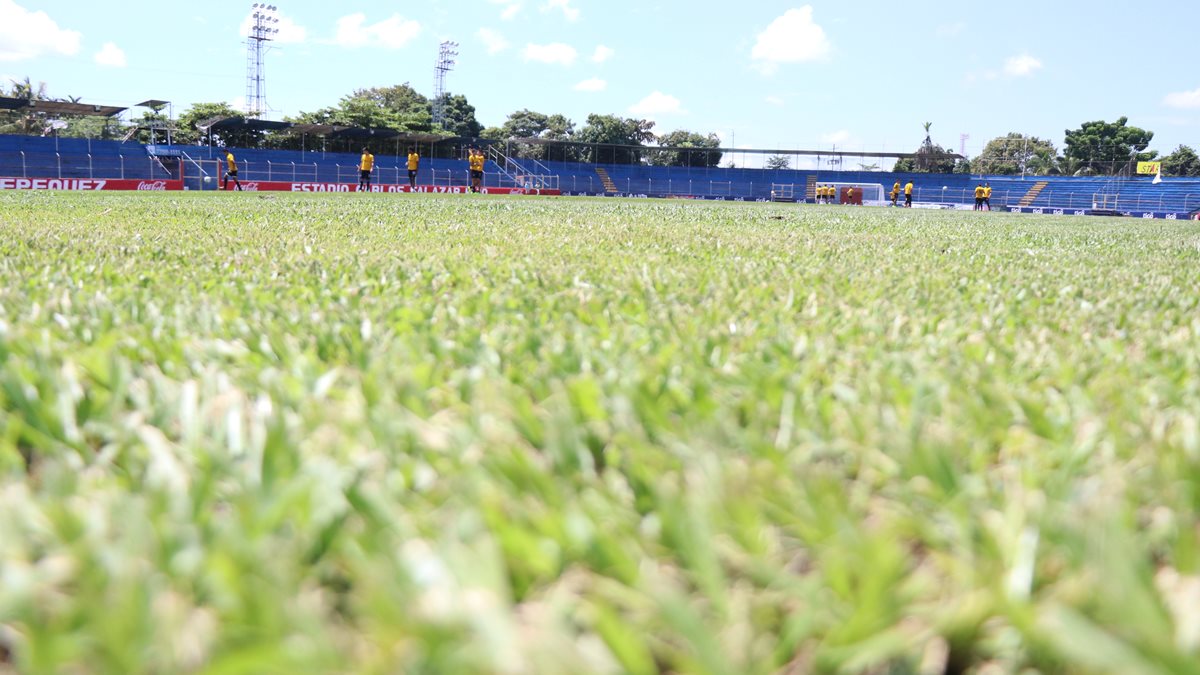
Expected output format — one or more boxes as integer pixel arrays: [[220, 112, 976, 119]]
[[1137, 161, 1162, 175]]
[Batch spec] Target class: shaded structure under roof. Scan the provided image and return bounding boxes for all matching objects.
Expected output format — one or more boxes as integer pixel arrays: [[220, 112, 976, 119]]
[[0, 96, 126, 117], [197, 115, 293, 132]]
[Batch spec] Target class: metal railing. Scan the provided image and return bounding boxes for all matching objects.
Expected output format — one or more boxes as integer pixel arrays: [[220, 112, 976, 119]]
[[0, 151, 178, 181]]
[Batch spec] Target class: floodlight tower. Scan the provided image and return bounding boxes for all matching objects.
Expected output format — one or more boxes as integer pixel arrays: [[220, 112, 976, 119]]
[[245, 3, 280, 116], [432, 41, 459, 130]]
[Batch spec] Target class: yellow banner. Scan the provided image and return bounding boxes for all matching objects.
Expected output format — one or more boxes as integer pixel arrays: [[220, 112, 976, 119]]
[[1137, 161, 1162, 175]]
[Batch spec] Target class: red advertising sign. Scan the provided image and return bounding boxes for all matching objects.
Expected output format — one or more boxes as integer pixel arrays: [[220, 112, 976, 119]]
[[232, 181, 559, 195], [0, 177, 183, 191]]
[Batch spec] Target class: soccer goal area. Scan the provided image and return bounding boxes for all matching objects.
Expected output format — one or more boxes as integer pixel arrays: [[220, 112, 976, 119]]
[[820, 182, 887, 206]]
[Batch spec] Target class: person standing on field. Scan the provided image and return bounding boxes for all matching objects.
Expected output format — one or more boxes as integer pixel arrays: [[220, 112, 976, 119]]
[[984, 183, 992, 211], [891, 180, 900, 207], [222, 147, 242, 191], [359, 147, 375, 192], [974, 183, 985, 211], [468, 147, 485, 193], [904, 180, 914, 207], [407, 147, 419, 189]]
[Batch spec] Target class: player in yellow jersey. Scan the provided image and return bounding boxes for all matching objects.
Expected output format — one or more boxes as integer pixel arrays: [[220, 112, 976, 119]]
[[891, 180, 900, 207], [974, 183, 985, 210], [407, 147, 419, 189], [983, 183, 992, 211], [846, 186, 854, 204], [904, 180, 914, 207], [359, 147, 375, 192], [468, 147, 485, 193], [222, 148, 242, 191]]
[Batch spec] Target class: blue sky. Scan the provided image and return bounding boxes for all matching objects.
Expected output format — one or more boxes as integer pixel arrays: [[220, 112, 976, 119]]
[[3, 0, 1199, 168]]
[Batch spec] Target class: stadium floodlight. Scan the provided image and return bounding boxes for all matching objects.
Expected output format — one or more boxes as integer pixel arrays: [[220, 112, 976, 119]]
[[244, 3, 280, 116]]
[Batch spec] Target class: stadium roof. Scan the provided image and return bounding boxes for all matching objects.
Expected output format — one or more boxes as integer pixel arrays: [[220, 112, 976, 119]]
[[507, 136, 962, 160], [0, 97, 126, 117], [196, 116, 293, 132], [196, 117, 452, 144]]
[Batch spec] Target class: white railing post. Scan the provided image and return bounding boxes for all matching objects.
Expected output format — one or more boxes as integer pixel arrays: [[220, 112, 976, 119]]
[[20, 150, 26, 177], [88, 153, 93, 178], [56, 153, 62, 179], [268, 161, 273, 181]]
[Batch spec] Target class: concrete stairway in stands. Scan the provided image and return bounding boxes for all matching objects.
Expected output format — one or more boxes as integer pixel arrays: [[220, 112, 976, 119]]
[[594, 167, 617, 193], [1017, 180, 1049, 207]]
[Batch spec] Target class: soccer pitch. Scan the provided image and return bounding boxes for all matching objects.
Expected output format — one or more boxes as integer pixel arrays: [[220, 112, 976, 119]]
[[1, 192, 1198, 674]]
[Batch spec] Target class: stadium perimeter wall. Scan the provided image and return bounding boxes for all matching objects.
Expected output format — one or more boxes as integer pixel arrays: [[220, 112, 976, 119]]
[[1, 134, 1197, 219]]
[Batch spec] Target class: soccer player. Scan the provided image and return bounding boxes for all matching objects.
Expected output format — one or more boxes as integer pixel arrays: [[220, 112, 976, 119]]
[[983, 183, 992, 211], [845, 186, 854, 204], [974, 183, 985, 211], [359, 147, 375, 192], [222, 147, 242, 191], [904, 180, 914, 207], [469, 147, 485, 193], [891, 181, 900, 207], [407, 147, 419, 189]]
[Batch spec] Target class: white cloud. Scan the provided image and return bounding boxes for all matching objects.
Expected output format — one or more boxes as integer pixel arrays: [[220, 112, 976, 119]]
[[477, 28, 509, 54], [522, 42, 576, 66], [751, 6, 830, 74], [543, 0, 580, 21], [629, 91, 685, 117], [764, 95, 784, 106], [1003, 53, 1042, 77], [489, 0, 522, 20], [574, 77, 606, 92], [93, 42, 126, 68], [591, 45, 614, 63], [1163, 87, 1200, 109], [239, 7, 308, 44], [0, 0, 81, 62], [332, 13, 420, 49]]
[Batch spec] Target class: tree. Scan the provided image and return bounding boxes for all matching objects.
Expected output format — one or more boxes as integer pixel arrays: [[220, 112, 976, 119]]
[[291, 83, 434, 133], [650, 130, 722, 167], [1161, 145, 1200, 177], [974, 133, 1058, 175], [575, 114, 655, 164], [435, 93, 482, 138], [765, 154, 792, 170], [0, 77, 50, 134], [1063, 116, 1155, 175], [173, 102, 263, 147], [484, 109, 578, 160], [61, 116, 125, 140]]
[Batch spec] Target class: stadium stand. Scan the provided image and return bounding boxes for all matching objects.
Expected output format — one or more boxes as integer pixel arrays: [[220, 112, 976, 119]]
[[4, 133, 1200, 213]]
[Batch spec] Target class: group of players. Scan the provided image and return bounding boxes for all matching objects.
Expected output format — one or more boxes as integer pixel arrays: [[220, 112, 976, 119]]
[[973, 183, 993, 211], [812, 181, 916, 207], [218, 145, 488, 192], [888, 180, 915, 207]]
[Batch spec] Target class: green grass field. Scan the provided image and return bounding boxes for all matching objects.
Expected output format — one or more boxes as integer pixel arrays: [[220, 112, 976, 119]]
[[1, 192, 1198, 674]]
